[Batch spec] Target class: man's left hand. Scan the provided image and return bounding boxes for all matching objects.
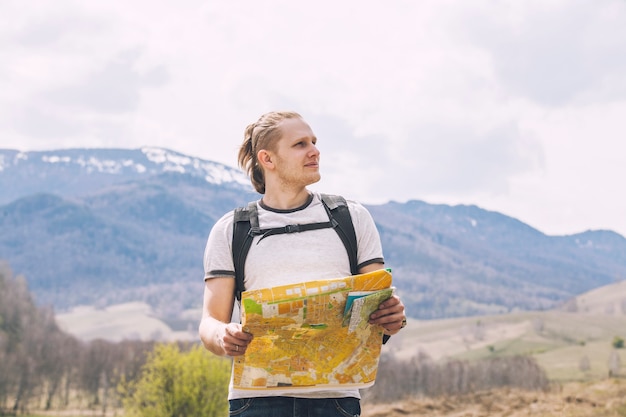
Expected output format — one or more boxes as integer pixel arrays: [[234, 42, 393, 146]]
[[368, 294, 406, 336]]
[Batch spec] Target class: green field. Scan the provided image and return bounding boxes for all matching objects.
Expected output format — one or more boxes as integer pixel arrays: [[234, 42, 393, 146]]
[[392, 308, 626, 382]]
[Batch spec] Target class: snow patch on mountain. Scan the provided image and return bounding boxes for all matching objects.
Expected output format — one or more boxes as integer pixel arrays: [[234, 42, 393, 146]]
[[0, 147, 250, 188], [140, 147, 249, 186]]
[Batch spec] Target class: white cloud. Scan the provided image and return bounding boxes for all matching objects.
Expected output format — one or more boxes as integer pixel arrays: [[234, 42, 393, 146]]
[[456, 1, 626, 106], [1, 0, 626, 236]]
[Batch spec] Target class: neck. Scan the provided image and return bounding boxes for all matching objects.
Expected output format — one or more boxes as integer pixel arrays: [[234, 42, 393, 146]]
[[262, 188, 311, 210]]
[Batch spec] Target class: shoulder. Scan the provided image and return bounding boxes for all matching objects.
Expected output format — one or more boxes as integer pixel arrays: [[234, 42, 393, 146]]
[[210, 199, 264, 238], [314, 192, 373, 221], [208, 209, 236, 239], [314, 192, 358, 208], [214, 199, 259, 226], [216, 209, 236, 227], [346, 199, 376, 231]]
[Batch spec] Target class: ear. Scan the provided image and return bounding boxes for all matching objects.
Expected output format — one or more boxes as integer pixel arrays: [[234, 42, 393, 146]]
[[257, 149, 275, 171]]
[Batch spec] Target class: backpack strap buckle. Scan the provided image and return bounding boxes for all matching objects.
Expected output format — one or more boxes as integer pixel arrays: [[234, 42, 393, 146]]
[[232, 194, 358, 301]]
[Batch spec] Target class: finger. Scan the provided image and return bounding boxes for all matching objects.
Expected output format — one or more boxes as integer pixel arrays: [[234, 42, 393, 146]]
[[224, 323, 252, 345], [378, 295, 401, 309], [227, 341, 247, 356], [370, 304, 404, 320], [371, 312, 403, 327], [224, 333, 253, 349], [379, 317, 407, 336], [225, 323, 254, 342]]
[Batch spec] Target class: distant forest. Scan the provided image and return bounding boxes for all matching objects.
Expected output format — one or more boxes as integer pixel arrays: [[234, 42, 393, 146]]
[[0, 264, 161, 414]]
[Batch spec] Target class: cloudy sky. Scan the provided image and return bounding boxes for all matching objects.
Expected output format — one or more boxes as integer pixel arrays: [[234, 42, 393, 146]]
[[2, 0, 626, 237]]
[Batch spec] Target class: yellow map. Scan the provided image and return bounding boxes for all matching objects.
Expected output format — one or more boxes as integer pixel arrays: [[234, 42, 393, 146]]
[[233, 269, 392, 391]]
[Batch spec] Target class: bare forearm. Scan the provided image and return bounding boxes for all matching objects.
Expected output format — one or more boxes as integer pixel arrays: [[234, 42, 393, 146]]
[[199, 316, 227, 356]]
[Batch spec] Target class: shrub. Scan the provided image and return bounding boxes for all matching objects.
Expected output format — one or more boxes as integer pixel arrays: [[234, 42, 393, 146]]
[[119, 343, 231, 417]]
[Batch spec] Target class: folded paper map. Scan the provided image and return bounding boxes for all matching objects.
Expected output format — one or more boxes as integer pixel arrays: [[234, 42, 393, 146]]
[[233, 269, 392, 391]]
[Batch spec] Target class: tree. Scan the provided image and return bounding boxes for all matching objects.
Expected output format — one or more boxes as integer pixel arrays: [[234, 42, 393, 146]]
[[608, 350, 621, 377], [612, 336, 624, 349], [79, 338, 121, 410], [0, 265, 47, 413], [120, 343, 231, 417], [364, 352, 548, 403]]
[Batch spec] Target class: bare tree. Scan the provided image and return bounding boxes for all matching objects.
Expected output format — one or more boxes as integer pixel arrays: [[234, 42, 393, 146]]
[[0, 269, 44, 413], [41, 330, 79, 410], [608, 350, 621, 377], [0, 265, 161, 414], [364, 353, 548, 404], [79, 339, 116, 407]]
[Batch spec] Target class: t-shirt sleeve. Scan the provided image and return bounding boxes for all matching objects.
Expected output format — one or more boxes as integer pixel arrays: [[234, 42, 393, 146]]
[[348, 201, 385, 269], [203, 211, 236, 281]]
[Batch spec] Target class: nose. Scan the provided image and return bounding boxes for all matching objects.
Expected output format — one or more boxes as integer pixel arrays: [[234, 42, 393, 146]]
[[309, 143, 320, 157]]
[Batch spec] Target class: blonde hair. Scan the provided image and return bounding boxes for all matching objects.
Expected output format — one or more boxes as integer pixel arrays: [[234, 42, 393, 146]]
[[238, 111, 302, 194]]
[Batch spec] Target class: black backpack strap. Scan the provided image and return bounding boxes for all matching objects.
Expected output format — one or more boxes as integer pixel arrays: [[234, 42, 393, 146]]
[[320, 194, 359, 275], [256, 221, 334, 242], [232, 201, 258, 301], [232, 194, 359, 300], [321, 194, 392, 344]]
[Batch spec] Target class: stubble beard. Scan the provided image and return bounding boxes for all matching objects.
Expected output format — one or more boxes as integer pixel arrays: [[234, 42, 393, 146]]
[[277, 167, 321, 191]]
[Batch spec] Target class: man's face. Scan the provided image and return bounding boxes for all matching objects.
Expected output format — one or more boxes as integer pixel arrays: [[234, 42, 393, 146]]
[[272, 118, 321, 189]]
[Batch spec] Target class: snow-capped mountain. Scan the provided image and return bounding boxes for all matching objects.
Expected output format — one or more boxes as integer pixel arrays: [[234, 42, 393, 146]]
[[0, 147, 250, 205]]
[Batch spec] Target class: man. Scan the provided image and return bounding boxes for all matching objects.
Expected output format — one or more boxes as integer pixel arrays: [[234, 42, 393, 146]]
[[199, 111, 406, 416]]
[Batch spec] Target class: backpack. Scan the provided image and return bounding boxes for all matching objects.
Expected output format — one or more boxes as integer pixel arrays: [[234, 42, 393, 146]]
[[231, 194, 358, 301]]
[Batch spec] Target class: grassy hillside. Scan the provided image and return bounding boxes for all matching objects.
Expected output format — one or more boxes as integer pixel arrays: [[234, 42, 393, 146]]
[[389, 279, 626, 382], [55, 302, 198, 342]]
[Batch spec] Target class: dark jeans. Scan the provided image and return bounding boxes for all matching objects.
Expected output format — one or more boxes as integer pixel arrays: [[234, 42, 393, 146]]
[[228, 396, 361, 417]]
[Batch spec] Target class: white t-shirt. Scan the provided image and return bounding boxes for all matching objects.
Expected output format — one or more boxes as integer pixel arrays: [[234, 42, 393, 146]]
[[203, 192, 384, 399]]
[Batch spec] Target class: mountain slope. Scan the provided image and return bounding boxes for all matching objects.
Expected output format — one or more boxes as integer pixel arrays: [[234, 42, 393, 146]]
[[1, 147, 625, 319], [367, 201, 626, 318], [0, 172, 257, 312]]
